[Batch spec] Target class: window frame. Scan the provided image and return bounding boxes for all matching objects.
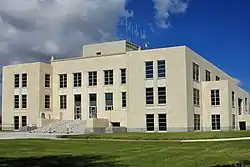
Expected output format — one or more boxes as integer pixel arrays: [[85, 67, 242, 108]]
[[21, 73, 27, 88], [88, 71, 97, 86], [158, 87, 166, 104], [14, 74, 20, 88], [211, 114, 221, 130], [104, 70, 114, 85], [194, 114, 200, 130], [146, 114, 154, 131], [205, 70, 211, 81], [73, 72, 82, 87], [120, 68, 126, 84], [21, 95, 27, 109], [215, 76, 220, 81], [157, 60, 166, 78], [59, 74, 67, 88], [45, 74, 50, 88], [158, 114, 167, 131], [45, 95, 50, 109], [60, 95, 67, 109], [193, 88, 200, 106], [145, 87, 154, 105], [14, 95, 19, 109], [211, 89, 220, 106], [145, 61, 153, 79], [193, 63, 199, 82], [121, 92, 127, 108], [105, 92, 114, 111]]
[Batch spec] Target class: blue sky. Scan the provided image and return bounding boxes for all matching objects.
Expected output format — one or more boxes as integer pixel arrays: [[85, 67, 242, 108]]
[[123, 0, 250, 91]]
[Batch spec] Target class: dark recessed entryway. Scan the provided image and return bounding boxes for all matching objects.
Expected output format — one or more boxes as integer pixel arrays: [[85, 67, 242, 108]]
[[239, 121, 246, 130]]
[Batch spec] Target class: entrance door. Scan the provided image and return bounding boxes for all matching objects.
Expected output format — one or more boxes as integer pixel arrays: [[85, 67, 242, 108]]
[[89, 106, 97, 118], [14, 116, 19, 130], [74, 106, 82, 120], [239, 121, 246, 130]]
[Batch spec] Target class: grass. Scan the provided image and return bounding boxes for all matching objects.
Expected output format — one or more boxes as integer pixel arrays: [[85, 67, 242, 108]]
[[61, 131, 250, 140], [0, 139, 250, 167]]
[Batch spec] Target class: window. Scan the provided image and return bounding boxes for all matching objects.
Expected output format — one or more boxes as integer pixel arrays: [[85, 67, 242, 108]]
[[21, 116, 27, 127], [73, 73, 82, 87], [21, 95, 27, 109], [105, 93, 113, 111], [60, 95, 67, 109], [211, 114, 220, 130], [89, 94, 97, 118], [121, 92, 127, 108], [120, 68, 126, 84], [194, 114, 200, 130], [193, 63, 199, 82], [232, 114, 236, 129], [157, 60, 165, 78], [205, 70, 211, 81], [104, 70, 113, 85], [88, 71, 97, 86], [211, 89, 220, 106], [41, 113, 45, 119], [45, 95, 50, 109], [193, 88, 200, 106], [14, 95, 19, 109], [158, 87, 166, 104], [111, 122, 120, 127], [146, 88, 154, 105], [14, 74, 19, 88], [59, 74, 67, 88], [22, 73, 27, 87], [216, 76, 220, 81], [238, 98, 243, 115], [146, 114, 154, 131], [45, 74, 50, 88], [145, 61, 153, 79], [14, 116, 19, 130], [158, 114, 167, 131], [232, 91, 235, 108], [245, 98, 248, 112], [96, 52, 102, 55]]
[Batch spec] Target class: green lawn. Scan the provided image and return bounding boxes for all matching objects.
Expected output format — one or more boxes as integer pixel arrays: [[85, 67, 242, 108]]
[[61, 131, 250, 140], [0, 139, 250, 167]]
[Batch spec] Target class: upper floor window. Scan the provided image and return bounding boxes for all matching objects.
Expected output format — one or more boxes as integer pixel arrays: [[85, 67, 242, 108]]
[[216, 76, 220, 81], [205, 70, 211, 81], [232, 91, 235, 108], [60, 95, 67, 109], [104, 70, 113, 85], [245, 98, 248, 112], [157, 60, 165, 78], [45, 95, 50, 109], [120, 68, 126, 84], [73, 73, 82, 87], [105, 92, 113, 111], [158, 87, 166, 104], [14, 95, 19, 109], [193, 88, 200, 106], [22, 73, 27, 87], [193, 63, 199, 82], [21, 95, 27, 109], [14, 74, 19, 88], [59, 74, 67, 88], [146, 87, 154, 105], [88, 71, 97, 86], [238, 98, 243, 115], [211, 89, 220, 106], [145, 61, 153, 79], [45, 74, 50, 88], [121, 92, 127, 108]]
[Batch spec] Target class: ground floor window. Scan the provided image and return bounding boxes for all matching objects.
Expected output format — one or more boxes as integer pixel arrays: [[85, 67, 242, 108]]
[[194, 114, 200, 130], [211, 114, 220, 130], [232, 114, 236, 129], [21, 116, 27, 127], [14, 116, 19, 130], [146, 114, 154, 131], [158, 114, 167, 131]]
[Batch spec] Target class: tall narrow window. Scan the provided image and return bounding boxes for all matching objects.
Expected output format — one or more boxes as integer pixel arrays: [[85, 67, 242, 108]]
[[146, 88, 154, 105], [158, 114, 167, 131], [216, 76, 220, 81], [60, 95, 67, 109], [89, 94, 97, 118], [14, 74, 19, 88], [146, 114, 154, 131], [14, 95, 19, 109], [45, 95, 50, 109], [21, 95, 27, 109], [14, 116, 19, 130], [21, 116, 27, 127], [193, 88, 200, 106], [238, 98, 243, 115], [88, 71, 97, 86], [245, 98, 248, 112], [104, 70, 113, 85], [194, 114, 200, 130], [59, 74, 67, 88], [232, 91, 235, 108], [120, 68, 126, 84], [211, 89, 220, 106], [105, 93, 113, 111], [45, 74, 50, 88], [193, 63, 199, 82], [145, 61, 153, 79], [157, 60, 166, 78], [232, 114, 236, 129], [73, 73, 82, 87], [22, 73, 27, 87], [211, 114, 220, 130], [121, 92, 127, 108], [205, 70, 211, 81], [158, 87, 166, 104]]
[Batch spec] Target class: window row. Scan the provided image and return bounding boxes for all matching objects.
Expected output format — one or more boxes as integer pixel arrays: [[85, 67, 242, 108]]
[[59, 92, 127, 110], [14, 95, 27, 109], [146, 114, 167, 131], [59, 69, 126, 88], [193, 63, 221, 82], [145, 87, 166, 105], [14, 116, 27, 130], [145, 60, 166, 79], [195, 114, 221, 131], [14, 73, 27, 88]]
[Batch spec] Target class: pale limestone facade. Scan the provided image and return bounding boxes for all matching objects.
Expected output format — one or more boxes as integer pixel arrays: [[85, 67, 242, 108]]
[[2, 40, 250, 132]]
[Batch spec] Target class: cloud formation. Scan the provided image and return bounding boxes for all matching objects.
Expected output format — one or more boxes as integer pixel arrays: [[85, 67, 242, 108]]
[[152, 0, 188, 28]]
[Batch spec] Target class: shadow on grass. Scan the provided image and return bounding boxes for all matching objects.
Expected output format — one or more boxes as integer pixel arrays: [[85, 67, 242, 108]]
[[0, 154, 129, 167], [211, 160, 250, 167]]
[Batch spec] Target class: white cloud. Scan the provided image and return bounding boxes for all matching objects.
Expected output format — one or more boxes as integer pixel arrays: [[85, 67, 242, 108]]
[[152, 0, 189, 28]]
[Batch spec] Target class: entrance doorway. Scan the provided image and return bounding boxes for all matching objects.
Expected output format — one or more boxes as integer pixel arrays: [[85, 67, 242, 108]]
[[239, 121, 246, 130]]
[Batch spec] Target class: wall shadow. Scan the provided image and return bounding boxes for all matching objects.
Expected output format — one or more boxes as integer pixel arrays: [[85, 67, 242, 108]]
[[0, 154, 129, 167], [211, 160, 250, 167]]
